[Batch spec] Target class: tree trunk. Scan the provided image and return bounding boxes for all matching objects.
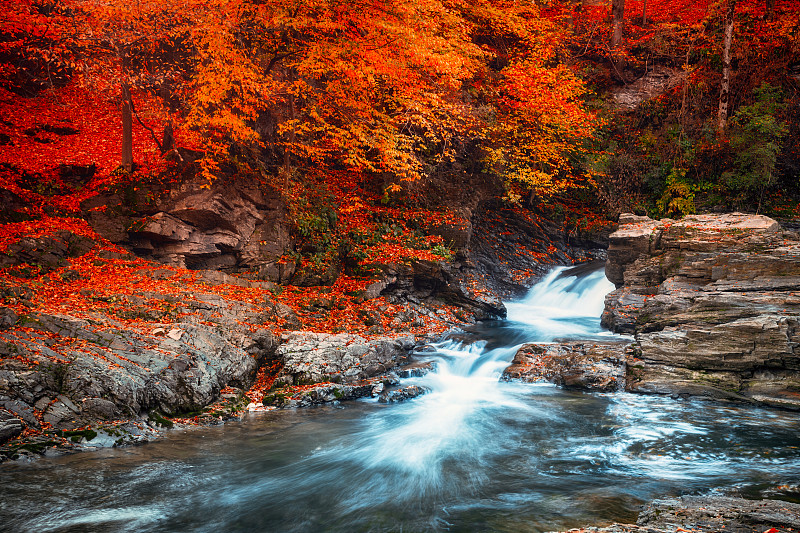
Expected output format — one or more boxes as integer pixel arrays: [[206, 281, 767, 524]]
[[717, 0, 736, 133], [121, 83, 134, 172], [611, 0, 625, 50], [765, 0, 774, 21], [641, 0, 647, 24], [161, 120, 174, 155], [282, 88, 297, 190]]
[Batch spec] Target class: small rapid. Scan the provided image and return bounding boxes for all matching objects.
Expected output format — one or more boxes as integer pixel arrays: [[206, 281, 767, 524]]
[[2, 265, 799, 533]]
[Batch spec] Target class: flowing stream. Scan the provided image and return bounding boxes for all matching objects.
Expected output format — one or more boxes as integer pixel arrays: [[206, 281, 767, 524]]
[[2, 265, 800, 532]]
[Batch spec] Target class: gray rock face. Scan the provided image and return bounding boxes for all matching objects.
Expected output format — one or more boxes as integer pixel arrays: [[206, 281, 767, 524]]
[[469, 200, 609, 300], [378, 260, 507, 320], [378, 384, 429, 403], [502, 342, 630, 392], [603, 212, 800, 408], [638, 496, 800, 532], [89, 175, 295, 282], [0, 315, 274, 430], [0, 410, 23, 443], [0, 271, 281, 437], [610, 66, 683, 110], [0, 230, 95, 276], [274, 332, 416, 386]]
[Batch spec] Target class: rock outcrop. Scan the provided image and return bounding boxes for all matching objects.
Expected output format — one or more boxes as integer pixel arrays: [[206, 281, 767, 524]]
[[603, 212, 800, 409], [260, 333, 424, 407], [469, 200, 609, 300], [502, 342, 630, 392], [273, 332, 417, 386], [554, 495, 800, 532], [377, 259, 508, 320], [85, 175, 296, 282], [0, 285, 280, 440]]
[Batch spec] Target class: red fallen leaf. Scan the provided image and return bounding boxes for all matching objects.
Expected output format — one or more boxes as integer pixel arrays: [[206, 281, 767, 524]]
[[763, 528, 779, 533]]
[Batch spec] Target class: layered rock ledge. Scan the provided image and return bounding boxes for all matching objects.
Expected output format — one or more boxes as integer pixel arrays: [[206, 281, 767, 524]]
[[602, 212, 800, 409]]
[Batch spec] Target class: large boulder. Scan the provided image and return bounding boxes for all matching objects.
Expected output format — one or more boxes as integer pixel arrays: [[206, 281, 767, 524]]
[[603, 212, 800, 408], [273, 332, 417, 386], [377, 260, 507, 321], [502, 342, 630, 392], [0, 313, 276, 429]]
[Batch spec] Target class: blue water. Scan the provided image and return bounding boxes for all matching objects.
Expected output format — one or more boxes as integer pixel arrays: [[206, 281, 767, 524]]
[[2, 265, 799, 532]]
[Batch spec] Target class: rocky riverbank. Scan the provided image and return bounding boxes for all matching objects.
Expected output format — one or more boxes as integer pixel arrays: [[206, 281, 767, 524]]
[[495, 212, 800, 533], [604, 212, 800, 409], [0, 169, 612, 461], [0, 223, 494, 461], [503, 213, 800, 412]]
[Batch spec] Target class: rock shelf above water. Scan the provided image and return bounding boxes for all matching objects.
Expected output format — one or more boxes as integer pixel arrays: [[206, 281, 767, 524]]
[[602, 212, 800, 409]]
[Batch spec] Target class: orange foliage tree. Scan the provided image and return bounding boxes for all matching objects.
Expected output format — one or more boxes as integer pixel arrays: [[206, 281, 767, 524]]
[[186, 0, 600, 199], [62, 0, 200, 171], [3, 0, 602, 203], [0, 0, 76, 94], [467, 0, 599, 202], [187, 0, 486, 184]]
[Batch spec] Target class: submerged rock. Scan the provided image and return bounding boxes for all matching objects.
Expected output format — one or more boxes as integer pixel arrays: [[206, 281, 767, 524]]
[[378, 384, 430, 403], [603, 212, 800, 408]]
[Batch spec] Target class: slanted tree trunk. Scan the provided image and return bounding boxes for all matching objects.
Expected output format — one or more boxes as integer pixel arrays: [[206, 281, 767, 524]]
[[611, 0, 625, 50], [717, 0, 736, 133], [121, 82, 134, 172]]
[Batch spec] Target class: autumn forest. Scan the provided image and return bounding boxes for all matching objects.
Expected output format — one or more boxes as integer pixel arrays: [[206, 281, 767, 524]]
[[1, 0, 800, 529]]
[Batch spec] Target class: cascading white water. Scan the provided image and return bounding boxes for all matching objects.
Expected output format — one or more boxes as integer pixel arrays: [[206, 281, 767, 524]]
[[4, 264, 800, 533], [324, 264, 618, 502], [506, 266, 614, 321], [504, 265, 617, 340]]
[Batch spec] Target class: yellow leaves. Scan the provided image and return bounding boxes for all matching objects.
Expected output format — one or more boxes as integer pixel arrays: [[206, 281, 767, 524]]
[[473, 3, 601, 200]]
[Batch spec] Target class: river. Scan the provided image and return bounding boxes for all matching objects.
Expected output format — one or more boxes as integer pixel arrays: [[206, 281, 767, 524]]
[[2, 265, 800, 532]]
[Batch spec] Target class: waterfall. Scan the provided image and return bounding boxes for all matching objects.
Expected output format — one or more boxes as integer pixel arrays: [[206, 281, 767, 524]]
[[324, 263, 618, 503]]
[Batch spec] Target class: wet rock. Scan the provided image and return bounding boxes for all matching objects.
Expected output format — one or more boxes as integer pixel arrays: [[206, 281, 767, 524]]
[[502, 342, 630, 392], [377, 260, 507, 321], [0, 399, 38, 427], [42, 397, 81, 427], [603, 212, 800, 407], [638, 496, 800, 532], [267, 382, 377, 407], [80, 397, 118, 419], [395, 360, 436, 378], [378, 384, 430, 403], [552, 495, 800, 532], [0, 411, 23, 443]]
